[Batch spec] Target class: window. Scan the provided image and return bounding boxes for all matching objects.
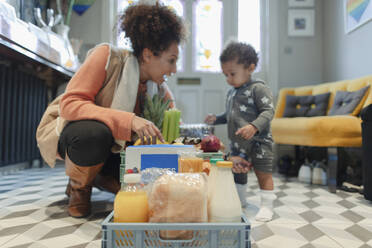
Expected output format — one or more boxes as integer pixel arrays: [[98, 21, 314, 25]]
[[116, 0, 262, 75], [160, 0, 184, 71], [193, 0, 223, 72], [238, 0, 261, 70], [116, 0, 138, 51], [160, 0, 184, 16]]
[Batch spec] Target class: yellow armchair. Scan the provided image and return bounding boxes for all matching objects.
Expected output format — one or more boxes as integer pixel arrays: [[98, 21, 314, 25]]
[[272, 75, 372, 192], [272, 75, 372, 147]]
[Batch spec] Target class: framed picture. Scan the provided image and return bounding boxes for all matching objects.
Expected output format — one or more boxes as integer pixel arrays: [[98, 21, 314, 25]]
[[344, 0, 372, 34], [288, 0, 315, 7], [288, 9, 315, 36]]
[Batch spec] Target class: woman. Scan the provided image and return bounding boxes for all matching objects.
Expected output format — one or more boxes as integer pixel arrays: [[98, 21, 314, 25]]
[[36, 2, 186, 218]]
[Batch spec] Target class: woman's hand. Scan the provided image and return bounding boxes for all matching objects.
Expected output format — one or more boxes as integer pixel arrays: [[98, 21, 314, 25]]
[[230, 156, 252, 173], [204, 114, 216, 125], [235, 124, 258, 140], [131, 116, 164, 144]]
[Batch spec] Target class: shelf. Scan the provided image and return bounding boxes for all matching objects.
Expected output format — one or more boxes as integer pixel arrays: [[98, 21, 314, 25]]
[[0, 35, 74, 79]]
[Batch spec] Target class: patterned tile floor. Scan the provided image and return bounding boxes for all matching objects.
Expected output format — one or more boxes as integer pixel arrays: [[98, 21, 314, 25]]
[[0, 164, 372, 248]]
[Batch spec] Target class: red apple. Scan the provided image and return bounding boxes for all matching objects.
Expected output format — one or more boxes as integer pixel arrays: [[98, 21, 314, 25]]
[[200, 135, 221, 152]]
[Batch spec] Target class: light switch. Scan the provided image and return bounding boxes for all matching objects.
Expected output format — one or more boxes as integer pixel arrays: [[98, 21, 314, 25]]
[[284, 46, 293, 54]]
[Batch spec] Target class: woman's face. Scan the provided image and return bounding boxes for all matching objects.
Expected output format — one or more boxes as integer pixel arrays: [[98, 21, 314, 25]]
[[141, 42, 179, 84]]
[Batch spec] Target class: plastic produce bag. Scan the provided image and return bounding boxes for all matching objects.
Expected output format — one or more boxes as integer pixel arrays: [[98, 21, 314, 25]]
[[179, 123, 214, 138], [140, 168, 175, 194], [178, 150, 204, 173]]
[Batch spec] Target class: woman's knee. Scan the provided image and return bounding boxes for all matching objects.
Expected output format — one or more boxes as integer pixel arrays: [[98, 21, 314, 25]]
[[58, 120, 114, 165]]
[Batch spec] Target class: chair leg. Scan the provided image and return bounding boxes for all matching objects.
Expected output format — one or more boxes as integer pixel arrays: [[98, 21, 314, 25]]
[[327, 147, 338, 193]]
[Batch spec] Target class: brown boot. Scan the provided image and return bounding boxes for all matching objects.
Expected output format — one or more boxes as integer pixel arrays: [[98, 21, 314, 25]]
[[93, 174, 120, 194], [65, 179, 71, 197], [65, 154, 103, 218], [68, 179, 92, 218]]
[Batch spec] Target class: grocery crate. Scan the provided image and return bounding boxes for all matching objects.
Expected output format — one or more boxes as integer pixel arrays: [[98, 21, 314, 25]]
[[120, 151, 126, 164], [102, 211, 250, 248], [120, 152, 126, 183]]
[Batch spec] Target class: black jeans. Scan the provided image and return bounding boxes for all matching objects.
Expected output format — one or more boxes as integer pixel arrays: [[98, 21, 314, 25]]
[[58, 120, 120, 180], [362, 104, 372, 200]]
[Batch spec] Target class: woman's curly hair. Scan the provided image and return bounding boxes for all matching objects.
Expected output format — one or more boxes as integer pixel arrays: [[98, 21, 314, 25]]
[[219, 41, 259, 68], [119, 2, 186, 60]]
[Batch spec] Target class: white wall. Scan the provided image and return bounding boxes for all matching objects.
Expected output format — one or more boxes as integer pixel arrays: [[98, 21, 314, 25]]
[[69, 1, 115, 60], [277, 0, 324, 89], [69, 1, 102, 45], [267, 0, 372, 87], [323, 0, 372, 82]]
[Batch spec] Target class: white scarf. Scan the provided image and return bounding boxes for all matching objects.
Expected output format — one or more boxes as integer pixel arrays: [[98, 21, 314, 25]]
[[110, 54, 140, 148]]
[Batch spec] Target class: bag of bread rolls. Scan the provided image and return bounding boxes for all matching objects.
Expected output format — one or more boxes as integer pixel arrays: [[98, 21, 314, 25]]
[[148, 173, 207, 240]]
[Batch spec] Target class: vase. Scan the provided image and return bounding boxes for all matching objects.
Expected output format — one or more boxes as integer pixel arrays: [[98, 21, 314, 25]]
[[55, 23, 70, 41], [55, 23, 77, 69]]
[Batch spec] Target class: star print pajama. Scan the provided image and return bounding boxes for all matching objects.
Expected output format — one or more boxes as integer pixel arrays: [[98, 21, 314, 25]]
[[214, 80, 275, 184]]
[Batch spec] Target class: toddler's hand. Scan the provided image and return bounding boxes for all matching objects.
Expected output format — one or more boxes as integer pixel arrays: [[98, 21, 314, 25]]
[[230, 156, 252, 173], [204, 114, 216, 125], [235, 124, 258, 140]]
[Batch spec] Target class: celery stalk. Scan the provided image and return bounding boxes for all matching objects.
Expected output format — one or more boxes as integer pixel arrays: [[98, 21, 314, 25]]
[[162, 110, 170, 142], [168, 110, 176, 143], [175, 110, 181, 140]]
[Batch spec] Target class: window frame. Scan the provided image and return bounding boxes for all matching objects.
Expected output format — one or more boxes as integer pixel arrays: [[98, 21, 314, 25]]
[[113, 0, 266, 78]]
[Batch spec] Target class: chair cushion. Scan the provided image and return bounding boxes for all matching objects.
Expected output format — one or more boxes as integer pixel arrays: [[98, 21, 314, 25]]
[[329, 86, 370, 116], [283, 93, 330, 117]]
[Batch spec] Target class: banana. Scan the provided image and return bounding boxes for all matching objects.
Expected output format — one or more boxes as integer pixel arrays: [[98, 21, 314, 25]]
[[133, 137, 168, 145]]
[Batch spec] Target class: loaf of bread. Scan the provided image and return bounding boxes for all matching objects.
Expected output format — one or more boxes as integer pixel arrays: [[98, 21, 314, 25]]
[[148, 173, 207, 240]]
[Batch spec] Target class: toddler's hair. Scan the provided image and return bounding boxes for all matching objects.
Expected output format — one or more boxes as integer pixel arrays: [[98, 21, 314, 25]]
[[219, 41, 258, 68]]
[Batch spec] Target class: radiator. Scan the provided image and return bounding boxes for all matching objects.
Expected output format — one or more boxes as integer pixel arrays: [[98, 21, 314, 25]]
[[0, 64, 48, 167]]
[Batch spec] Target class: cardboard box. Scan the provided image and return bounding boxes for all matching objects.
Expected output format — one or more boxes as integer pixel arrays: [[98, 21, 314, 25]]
[[125, 144, 195, 171]]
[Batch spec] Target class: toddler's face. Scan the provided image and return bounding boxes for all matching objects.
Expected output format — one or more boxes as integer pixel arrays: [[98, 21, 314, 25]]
[[221, 60, 254, 88]]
